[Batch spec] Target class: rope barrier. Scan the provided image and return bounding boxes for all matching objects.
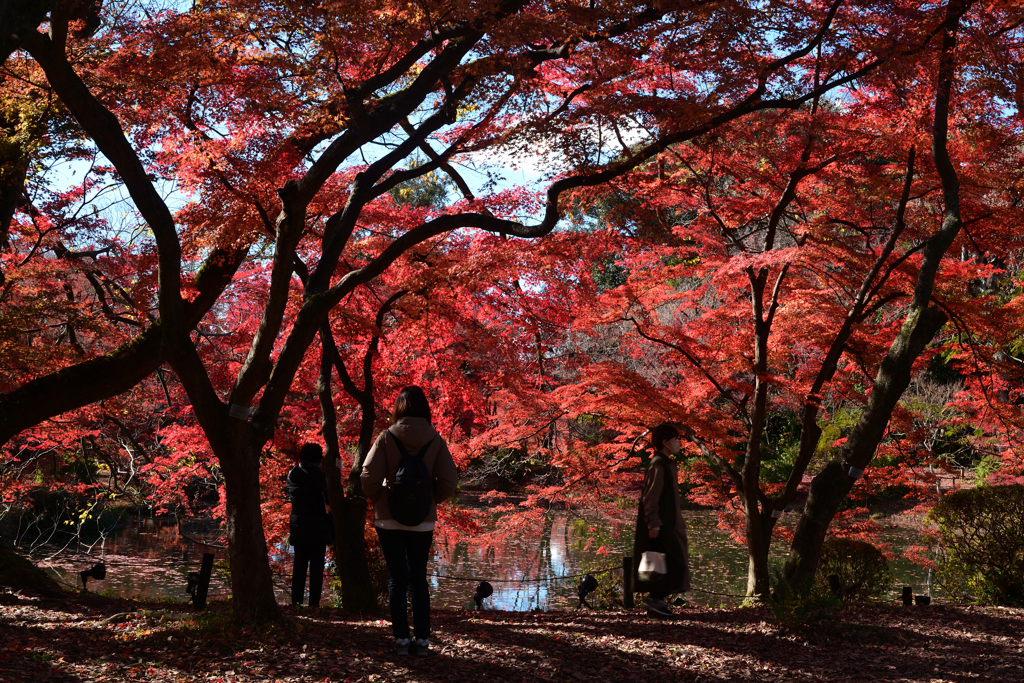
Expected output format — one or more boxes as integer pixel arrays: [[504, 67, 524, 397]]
[[178, 533, 228, 550], [24, 545, 953, 607], [428, 565, 619, 584], [35, 559, 948, 607], [689, 587, 750, 598]]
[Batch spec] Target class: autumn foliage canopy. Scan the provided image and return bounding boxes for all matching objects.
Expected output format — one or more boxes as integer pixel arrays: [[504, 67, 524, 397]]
[[3, 0, 1024, 615]]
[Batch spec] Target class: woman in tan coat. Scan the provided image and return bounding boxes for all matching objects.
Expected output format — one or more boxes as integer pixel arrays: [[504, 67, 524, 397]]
[[361, 386, 458, 656]]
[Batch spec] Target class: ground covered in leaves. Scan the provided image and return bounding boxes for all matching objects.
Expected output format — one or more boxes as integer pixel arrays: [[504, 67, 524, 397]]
[[1, 588, 1022, 682]]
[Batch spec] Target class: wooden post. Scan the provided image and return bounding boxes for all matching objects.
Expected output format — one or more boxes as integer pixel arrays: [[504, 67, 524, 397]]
[[623, 555, 634, 609], [827, 574, 842, 598], [194, 552, 214, 610]]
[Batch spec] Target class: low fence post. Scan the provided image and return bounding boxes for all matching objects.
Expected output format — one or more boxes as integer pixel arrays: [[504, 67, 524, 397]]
[[194, 552, 214, 610], [623, 555, 634, 609]]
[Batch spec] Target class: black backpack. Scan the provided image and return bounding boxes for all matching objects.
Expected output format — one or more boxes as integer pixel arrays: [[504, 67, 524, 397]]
[[387, 435, 435, 526]]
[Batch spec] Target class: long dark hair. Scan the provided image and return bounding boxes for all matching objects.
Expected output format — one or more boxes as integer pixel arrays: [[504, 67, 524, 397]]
[[391, 386, 432, 424]]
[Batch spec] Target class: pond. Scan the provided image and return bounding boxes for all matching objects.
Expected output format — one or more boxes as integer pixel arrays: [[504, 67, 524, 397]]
[[26, 509, 938, 611], [428, 509, 940, 610], [26, 515, 238, 603]]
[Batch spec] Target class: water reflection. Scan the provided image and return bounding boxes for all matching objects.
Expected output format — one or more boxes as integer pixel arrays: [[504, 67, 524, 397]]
[[28, 510, 938, 609], [430, 514, 600, 611], [29, 517, 258, 602]]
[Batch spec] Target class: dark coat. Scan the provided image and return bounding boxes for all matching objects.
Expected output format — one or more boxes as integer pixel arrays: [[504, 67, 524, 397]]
[[632, 453, 691, 594], [285, 463, 334, 547]]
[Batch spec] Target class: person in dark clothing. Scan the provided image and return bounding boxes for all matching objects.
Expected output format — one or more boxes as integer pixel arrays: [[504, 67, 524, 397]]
[[632, 422, 691, 618], [286, 442, 334, 608]]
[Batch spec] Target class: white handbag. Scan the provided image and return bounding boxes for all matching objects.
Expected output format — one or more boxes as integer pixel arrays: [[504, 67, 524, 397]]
[[638, 550, 667, 580]]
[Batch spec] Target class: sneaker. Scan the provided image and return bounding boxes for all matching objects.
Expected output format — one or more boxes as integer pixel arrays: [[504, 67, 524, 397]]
[[394, 638, 411, 655], [643, 596, 674, 618], [413, 638, 431, 656]]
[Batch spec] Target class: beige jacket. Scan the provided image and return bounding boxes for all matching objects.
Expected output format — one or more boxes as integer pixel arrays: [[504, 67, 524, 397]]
[[360, 417, 459, 528]]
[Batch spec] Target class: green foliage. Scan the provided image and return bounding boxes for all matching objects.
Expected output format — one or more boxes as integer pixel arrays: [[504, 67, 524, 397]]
[[769, 568, 842, 628], [930, 484, 1024, 606], [816, 408, 863, 457], [930, 424, 979, 469], [575, 563, 624, 610], [387, 156, 452, 209], [591, 257, 628, 292], [815, 538, 893, 603], [973, 454, 1003, 486], [760, 410, 801, 484], [567, 413, 609, 445], [491, 447, 535, 481], [925, 349, 964, 387]]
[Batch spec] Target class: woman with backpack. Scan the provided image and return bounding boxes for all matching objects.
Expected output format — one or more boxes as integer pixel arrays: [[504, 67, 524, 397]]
[[632, 422, 692, 618], [361, 386, 459, 656]]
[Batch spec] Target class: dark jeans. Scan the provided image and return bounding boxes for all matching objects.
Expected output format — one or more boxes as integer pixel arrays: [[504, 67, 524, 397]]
[[376, 527, 434, 640], [292, 543, 326, 607]]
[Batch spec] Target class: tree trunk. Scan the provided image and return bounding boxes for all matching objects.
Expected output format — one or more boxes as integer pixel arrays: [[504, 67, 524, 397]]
[[784, 0, 969, 591], [746, 509, 776, 600], [319, 327, 377, 612], [219, 427, 280, 621], [784, 306, 948, 589]]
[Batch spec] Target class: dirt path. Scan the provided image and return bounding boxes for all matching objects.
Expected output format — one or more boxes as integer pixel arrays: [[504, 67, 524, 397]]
[[1, 588, 1022, 682]]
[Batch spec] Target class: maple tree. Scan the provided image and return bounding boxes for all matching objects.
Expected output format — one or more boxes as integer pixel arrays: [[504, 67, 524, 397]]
[[3, 0, 918, 621], [7, 0, 1024, 622], [503, 0, 1024, 601]]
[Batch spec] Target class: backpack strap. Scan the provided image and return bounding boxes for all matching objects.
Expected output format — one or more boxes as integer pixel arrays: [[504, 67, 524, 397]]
[[393, 434, 410, 458], [392, 434, 436, 459]]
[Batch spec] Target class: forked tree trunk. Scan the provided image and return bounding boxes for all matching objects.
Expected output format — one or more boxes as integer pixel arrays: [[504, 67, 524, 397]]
[[328, 488, 376, 611], [318, 324, 380, 612], [321, 429, 377, 612]]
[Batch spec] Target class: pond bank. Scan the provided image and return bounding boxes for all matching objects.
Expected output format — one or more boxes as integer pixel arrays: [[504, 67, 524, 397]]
[[17, 507, 941, 610], [1, 587, 1021, 682]]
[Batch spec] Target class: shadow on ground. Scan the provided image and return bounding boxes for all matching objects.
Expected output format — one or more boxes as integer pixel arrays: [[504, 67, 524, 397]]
[[1, 588, 1021, 682]]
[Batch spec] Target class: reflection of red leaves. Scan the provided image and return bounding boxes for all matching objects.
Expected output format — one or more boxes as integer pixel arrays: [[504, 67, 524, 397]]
[[903, 544, 937, 569]]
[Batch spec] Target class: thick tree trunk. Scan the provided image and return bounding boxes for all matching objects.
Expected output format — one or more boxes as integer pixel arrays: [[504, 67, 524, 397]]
[[784, 306, 948, 589], [745, 521, 769, 599], [219, 428, 280, 621], [742, 267, 776, 602], [746, 509, 777, 600]]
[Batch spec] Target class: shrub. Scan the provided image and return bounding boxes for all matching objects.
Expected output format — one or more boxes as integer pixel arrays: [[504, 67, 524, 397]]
[[930, 484, 1024, 606], [770, 568, 842, 628], [815, 538, 893, 602]]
